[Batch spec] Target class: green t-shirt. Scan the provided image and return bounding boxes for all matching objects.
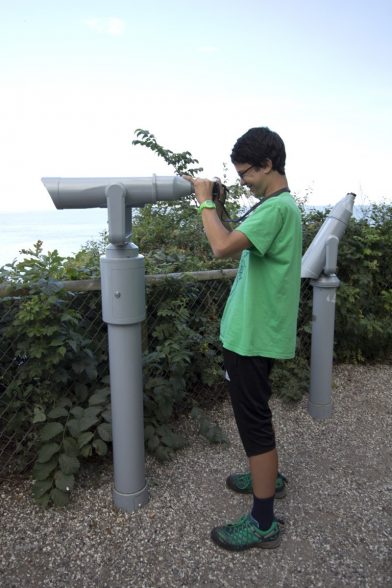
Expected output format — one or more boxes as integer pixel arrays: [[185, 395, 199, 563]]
[[220, 192, 302, 359]]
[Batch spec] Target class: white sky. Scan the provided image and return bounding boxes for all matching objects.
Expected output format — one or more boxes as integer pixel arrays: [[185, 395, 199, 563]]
[[1, 0, 391, 211]]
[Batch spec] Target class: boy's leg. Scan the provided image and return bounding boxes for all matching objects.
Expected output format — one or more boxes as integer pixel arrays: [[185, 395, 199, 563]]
[[224, 346, 278, 524], [223, 348, 276, 463], [249, 448, 278, 498], [210, 349, 282, 550], [249, 448, 278, 531]]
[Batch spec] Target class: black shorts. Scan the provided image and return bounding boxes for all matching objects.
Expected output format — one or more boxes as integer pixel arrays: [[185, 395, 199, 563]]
[[223, 348, 275, 457]]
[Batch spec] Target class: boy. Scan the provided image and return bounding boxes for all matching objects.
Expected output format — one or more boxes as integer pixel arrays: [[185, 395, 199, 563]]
[[185, 126, 302, 551]]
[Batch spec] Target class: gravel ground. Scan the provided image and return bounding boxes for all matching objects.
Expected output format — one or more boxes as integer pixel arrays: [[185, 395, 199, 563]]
[[0, 364, 391, 588]]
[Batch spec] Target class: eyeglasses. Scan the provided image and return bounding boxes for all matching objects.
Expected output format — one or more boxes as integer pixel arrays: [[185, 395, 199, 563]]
[[237, 165, 255, 180]]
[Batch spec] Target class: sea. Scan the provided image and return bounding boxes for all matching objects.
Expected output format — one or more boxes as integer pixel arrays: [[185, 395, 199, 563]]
[[0, 204, 371, 269], [0, 209, 109, 268]]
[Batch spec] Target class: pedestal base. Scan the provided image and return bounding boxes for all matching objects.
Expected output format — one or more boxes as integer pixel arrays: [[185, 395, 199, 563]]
[[113, 484, 149, 513], [308, 399, 332, 420]]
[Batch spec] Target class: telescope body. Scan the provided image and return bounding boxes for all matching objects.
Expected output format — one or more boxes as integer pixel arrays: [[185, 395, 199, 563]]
[[301, 193, 355, 279], [41, 175, 193, 209], [39, 173, 196, 512]]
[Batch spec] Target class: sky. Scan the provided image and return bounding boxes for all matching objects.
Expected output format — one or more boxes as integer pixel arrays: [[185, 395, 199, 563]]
[[1, 0, 392, 212]]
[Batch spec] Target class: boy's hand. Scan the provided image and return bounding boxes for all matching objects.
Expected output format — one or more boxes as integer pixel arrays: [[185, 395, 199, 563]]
[[182, 176, 214, 204]]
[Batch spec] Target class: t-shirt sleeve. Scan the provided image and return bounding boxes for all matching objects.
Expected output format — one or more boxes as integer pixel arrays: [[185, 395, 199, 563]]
[[234, 202, 283, 256]]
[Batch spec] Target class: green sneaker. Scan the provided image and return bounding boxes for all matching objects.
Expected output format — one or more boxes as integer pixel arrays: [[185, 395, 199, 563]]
[[226, 471, 287, 498], [211, 513, 282, 551]]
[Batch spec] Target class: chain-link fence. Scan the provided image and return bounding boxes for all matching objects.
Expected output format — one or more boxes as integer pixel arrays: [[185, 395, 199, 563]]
[[0, 271, 313, 478]]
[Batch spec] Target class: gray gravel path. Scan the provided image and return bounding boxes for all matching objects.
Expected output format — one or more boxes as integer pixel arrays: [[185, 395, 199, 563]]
[[1, 364, 391, 587]]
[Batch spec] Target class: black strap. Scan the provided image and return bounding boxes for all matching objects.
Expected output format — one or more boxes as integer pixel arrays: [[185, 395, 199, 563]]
[[222, 187, 290, 224]]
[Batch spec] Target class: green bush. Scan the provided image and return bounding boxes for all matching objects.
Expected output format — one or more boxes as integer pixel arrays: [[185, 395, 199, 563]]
[[143, 278, 230, 461], [301, 205, 392, 362], [0, 245, 111, 506], [334, 203, 392, 362], [0, 245, 230, 506]]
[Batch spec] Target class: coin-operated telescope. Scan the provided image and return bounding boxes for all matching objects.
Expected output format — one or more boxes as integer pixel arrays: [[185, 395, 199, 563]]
[[301, 193, 356, 420], [42, 175, 192, 244], [301, 193, 356, 279], [42, 175, 194, 513]]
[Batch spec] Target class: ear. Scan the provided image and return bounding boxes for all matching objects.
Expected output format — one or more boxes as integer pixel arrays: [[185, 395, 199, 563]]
[[262, 159, 273, 174]]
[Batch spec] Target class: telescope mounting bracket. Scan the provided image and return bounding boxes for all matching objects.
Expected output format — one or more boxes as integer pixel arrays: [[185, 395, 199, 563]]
[[105, 183, 132, 246]]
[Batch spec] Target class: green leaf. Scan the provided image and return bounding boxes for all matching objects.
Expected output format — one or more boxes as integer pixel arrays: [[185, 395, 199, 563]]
[[40, 421, 64, 441], [50, 488, 70, 507], [144, 425, 155, 440], [75, 382, 87, 394], [35, 493, 50, 508], [84, 406, 102, 418], [62, 436, 79, 457], [79, 415, 99, 432], [97, 423, 112, 442], [155, 445, 172, 461], [147, 436, 160, 451], [37, 442, 61, 463], [49, 337, 65, 347], [57, 397, 73, 408], [80, 445, 92, 458], [70, 406, 84, 419], [77, 431, 94, 448], [101, 409, 112, 423], [33, 458, 58, 481], [160, 429, 186, 449], [75, 383, 89, 402], [67, 418, 80, 437], [47, 407, 69, 419], [85, 365, 97, 380], [89, 388, 110, 405], [71, 361, 85, 374], [93, 439, 108, 456], [32, 478, 53, 498], [33, 407, 47, 424], [54, 471, 75, 492], [59, 454, 80, 475]]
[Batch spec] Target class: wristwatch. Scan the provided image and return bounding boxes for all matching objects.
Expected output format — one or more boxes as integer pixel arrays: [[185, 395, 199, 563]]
[[198, 200, 216, 214]]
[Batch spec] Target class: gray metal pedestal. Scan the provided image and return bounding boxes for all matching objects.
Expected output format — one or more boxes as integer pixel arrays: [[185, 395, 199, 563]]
[[100, 244, 149, 512], [308, 273, 340, 419]]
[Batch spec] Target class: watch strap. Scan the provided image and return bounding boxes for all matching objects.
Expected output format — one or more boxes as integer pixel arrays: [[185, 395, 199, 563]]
[[198, 200, 216, 214]]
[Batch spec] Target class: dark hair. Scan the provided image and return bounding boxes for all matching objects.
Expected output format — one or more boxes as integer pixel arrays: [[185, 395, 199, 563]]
[[230, 127, 286, 175]]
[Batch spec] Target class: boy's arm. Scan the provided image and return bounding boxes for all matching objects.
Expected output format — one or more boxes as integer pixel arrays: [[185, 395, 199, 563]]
[[199, 207, 250, 258], [185, 176, 251, 259]]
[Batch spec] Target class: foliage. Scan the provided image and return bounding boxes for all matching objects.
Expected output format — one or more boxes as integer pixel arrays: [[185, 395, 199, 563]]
[[132, 129, 204, 177], [32, 387, 111, 508], [334, 203, 392, 362], [0, 240, 103, 285], [131, 129, 244, 273], [0, 245, 230, 506], [301, 204, 392, 362], [0, 244, 110, 507], [271, 357, 311, 402], [142, 278, 229, 460]]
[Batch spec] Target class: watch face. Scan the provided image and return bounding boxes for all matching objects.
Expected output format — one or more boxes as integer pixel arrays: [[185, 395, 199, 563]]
[[205, 201, 215, 208]]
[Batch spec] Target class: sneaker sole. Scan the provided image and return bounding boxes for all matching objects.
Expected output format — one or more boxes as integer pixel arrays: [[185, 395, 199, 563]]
[[211, 529, 282, 551]]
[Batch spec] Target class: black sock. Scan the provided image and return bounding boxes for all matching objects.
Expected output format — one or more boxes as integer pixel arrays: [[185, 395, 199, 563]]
[[251, 495, 274, 531]]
